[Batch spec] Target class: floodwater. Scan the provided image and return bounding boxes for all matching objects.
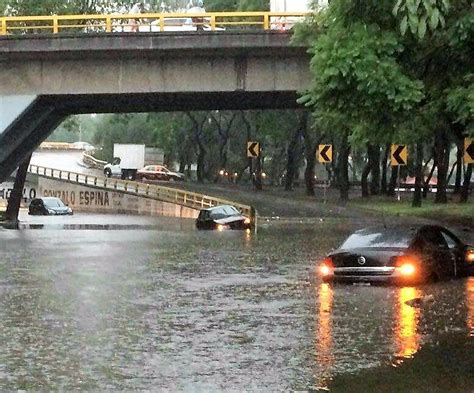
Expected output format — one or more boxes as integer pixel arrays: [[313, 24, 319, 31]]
[[0, 213, 473, 390]]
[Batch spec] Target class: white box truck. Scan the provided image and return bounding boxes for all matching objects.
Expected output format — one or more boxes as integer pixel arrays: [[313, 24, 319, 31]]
[[269, 0, 327, 29], [270, 0, 312, 12], [103, 144, 145, 180]]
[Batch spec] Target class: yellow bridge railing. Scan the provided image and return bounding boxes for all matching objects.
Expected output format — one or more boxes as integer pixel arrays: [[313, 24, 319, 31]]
[[0, 11, 310, 35], [28, 164, 256, 226]]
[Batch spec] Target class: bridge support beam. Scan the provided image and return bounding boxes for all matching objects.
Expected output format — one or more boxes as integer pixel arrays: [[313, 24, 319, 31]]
[[4, 154, 31, 228], [0, 95, 67, 183]]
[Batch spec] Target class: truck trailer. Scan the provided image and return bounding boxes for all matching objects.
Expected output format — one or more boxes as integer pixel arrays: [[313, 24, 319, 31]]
[[103, 144, 145, 180]]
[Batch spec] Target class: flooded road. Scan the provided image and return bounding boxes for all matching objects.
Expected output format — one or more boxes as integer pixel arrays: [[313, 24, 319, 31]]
[[0, 213, 473, 390]]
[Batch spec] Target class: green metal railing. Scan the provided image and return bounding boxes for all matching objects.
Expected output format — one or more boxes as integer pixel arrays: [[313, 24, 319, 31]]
[[0, 11, 309, 35]]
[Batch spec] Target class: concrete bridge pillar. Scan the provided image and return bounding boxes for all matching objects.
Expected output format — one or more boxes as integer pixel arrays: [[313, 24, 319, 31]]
[[1, 95, 67, 223]]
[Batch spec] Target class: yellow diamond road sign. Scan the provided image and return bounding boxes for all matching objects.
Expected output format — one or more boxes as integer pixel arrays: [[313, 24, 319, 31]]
[[318, 144, 333, 163], [464, 138, 474, 164], [391, 144, 408, 166], [247, 141, 260, 158]]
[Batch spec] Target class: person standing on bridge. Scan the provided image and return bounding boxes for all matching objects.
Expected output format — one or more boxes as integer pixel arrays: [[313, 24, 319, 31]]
[[130, 2, 145, 32]]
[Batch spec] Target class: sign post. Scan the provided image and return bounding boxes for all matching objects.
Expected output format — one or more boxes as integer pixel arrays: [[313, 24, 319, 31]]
[[390, 144, 408, 201], [318, 144, 333, 203]]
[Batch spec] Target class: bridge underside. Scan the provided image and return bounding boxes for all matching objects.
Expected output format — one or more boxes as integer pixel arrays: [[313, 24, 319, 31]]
[[1, 32, 310, 184], [0, 90, 301, 183]]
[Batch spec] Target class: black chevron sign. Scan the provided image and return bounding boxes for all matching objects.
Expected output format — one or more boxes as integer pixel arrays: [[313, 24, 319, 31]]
[[464, 138, 474, 164], [247, 141, 260, 158], [318, 144, 333, 163], [391, 144, 408, 166]]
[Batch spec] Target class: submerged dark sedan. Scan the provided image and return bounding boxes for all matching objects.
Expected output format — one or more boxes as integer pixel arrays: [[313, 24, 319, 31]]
[[196, 205, 251, 230], [319, 225, 474, 285], [28, 197, 73, 216]]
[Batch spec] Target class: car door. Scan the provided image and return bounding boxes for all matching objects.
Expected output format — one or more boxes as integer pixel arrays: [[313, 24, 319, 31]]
[[111, 158, 122, 176], [156, 166, 168, 180], [418, 227, 455, 278], [440, 229, 465, 276]]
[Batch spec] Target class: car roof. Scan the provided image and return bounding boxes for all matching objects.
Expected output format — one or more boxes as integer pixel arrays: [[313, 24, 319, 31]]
[[352, 224, 451, 236]]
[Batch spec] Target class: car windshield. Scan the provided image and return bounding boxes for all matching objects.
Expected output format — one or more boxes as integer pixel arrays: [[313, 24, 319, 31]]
[[208, 206, 240, 219], [340, 229, 412, 249], [42, 198, 65, 208]]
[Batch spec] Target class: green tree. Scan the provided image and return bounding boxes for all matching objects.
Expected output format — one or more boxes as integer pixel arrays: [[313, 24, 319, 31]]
[[298, 0, 472, 204]]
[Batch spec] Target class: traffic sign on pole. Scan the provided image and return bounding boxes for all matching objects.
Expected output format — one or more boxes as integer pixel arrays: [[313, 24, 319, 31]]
[[247, 141, 260, 158], [318, 144, 333, 163], [464, 138, 474, 164], [390, 144, 408, 166]]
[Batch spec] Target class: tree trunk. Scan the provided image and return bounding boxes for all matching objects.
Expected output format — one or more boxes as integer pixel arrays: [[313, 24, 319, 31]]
[[338, 133, 350, 201], [284, 126, 302, 191], [423, 160, 436, 198], [369, 144, 381, 195], [360, 150, 371, 198], [196, 148, 206, 183], [253, 155, 263, 191], [381, 143, 390, 195], [179, 160, 186, 174], [412, 142, 423, 207], [5, 155, 32, 228], [434, 130, 450, 204], [460, 164, 472, 203], [301, 112, 318, 196], [454, 139, 464, 194]]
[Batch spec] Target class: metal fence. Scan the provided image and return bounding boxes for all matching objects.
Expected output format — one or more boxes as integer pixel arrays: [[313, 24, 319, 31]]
[[28, 164, 256, 223], [0, 11, 309, 35]]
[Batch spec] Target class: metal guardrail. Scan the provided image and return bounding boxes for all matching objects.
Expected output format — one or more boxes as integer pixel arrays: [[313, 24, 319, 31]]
[[28, 164, 256, 223], [82, 152, 107, 169], [0, 11, 310, 35]]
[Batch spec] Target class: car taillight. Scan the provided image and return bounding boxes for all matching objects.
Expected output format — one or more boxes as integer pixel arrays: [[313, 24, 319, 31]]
[[319, 257, 334, 277], [466, 249, 474, 264], [394, 256, 418, 276]]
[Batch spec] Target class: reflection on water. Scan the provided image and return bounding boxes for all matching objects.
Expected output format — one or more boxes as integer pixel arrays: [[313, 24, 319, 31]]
[[466, 278, 474, 337], [315, 283, 334, 389], [394, 287, 422, 362]]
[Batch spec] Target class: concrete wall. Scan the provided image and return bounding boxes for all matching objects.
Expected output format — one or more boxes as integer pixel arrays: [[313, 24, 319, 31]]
[[38, 178, 199, 218], [0, 175, 199, 219]]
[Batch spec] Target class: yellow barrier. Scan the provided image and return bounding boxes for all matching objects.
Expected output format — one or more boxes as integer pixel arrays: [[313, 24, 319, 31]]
[[28, 164, 256, 224], [0, 11, 310, 35]]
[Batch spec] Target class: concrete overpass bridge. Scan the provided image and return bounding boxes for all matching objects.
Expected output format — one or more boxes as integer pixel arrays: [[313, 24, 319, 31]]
[[0, 30, 311, 183]]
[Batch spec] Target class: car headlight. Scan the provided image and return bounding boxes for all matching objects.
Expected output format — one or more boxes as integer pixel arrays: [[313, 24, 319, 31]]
[[48, 209, 56, 215], [217, 224, 227, 231], [244, 218, 251, 225]]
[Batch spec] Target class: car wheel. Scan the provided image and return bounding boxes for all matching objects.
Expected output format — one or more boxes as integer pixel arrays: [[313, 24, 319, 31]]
[[104, 168, 112, 177], [169, 177, 175, 182]]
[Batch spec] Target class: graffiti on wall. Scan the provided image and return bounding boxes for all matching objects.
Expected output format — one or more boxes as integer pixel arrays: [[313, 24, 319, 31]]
[[0, 183, 37, 201], [41, 189, 110, 207]]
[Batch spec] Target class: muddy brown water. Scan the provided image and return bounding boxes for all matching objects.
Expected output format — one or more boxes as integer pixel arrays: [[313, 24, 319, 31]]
[[0, 213, 473, 390]]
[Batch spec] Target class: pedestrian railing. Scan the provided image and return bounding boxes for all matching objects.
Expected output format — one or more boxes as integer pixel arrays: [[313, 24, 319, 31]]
[[0, 11, 310, 35], [28, 164, 255, 223]]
